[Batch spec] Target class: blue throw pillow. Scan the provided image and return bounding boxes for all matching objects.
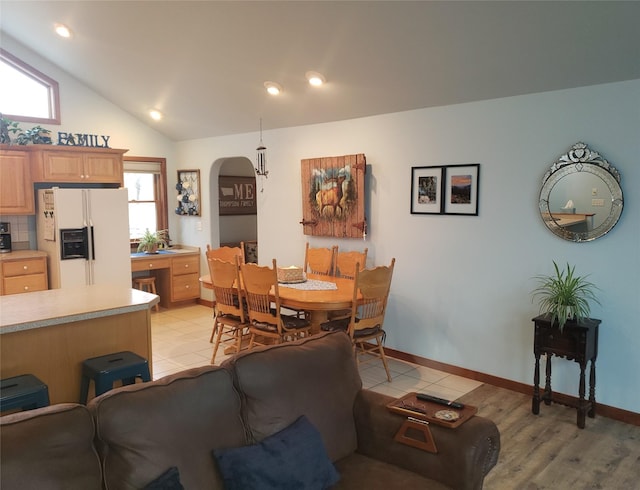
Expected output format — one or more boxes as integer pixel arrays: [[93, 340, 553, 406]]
[[213, 415, 340, 490], [143, 466, 184, 490]]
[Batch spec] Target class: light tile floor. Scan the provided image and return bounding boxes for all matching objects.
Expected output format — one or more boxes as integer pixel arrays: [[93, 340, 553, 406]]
[[151, 304, 483, 401]]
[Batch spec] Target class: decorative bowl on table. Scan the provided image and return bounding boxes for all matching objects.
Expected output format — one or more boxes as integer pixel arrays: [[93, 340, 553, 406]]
[[277, 266, 306, 284]]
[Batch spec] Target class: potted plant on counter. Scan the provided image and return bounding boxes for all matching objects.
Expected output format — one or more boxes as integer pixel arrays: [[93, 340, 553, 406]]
[[532, 261, 600, 331], [137, 229, 166, 254]]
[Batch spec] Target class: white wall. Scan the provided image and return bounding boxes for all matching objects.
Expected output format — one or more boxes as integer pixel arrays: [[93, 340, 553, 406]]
[[7, 35, 639, 413], [177, 80, 640, 413]]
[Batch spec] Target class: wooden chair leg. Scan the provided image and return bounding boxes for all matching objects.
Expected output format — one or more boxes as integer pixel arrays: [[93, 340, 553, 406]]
[[234, 329, 243, 354], [378, 339, 392, 382], [209, 306, 218, 343], [211, 322, 223, 364]]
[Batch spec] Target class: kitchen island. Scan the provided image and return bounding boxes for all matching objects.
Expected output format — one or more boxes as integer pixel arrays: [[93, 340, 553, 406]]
[[0, 285, 158, 404]]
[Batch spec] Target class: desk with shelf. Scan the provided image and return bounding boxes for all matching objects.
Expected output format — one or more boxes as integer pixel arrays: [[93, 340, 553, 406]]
[[131, 247, 200, 307], [532, 314, 600, 428]]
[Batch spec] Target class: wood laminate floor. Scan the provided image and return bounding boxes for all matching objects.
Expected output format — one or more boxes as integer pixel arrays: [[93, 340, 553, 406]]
[[459, 384, 640, 489]]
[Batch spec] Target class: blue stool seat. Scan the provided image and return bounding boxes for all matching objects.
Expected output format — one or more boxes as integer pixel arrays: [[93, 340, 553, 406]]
[[80, 351, 151, 404], [1, 374, 50, 413]]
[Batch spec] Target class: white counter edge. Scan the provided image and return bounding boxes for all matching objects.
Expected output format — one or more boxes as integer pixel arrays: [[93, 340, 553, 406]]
[[1, 285, 160, 334]]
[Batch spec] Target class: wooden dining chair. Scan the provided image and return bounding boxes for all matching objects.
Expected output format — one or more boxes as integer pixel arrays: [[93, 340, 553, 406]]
[[321, 258, 396, 382], [206, 243, 246, 265], [334, 248, 368, 279], [303, 243, 337, 277], [208, 256, 248, 363], [240, 259, 312, 348], [327, 248, 369, 320], [206, 243, 245, 340]]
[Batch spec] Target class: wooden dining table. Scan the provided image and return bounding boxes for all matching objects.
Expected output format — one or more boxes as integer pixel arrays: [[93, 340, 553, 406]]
[[199, 272, 355, 333]]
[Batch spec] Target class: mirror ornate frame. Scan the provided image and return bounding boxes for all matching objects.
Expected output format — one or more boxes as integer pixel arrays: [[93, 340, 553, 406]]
[[539, 142, 623, 242]]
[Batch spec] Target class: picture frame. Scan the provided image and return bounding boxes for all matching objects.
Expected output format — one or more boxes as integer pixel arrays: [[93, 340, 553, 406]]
[[176, 169, 201, 216], [443, 164, 480, 216], [410, 166, 444, 214]]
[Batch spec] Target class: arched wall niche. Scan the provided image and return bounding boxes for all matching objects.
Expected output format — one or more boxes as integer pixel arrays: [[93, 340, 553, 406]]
[[208, 156, 257, 250]]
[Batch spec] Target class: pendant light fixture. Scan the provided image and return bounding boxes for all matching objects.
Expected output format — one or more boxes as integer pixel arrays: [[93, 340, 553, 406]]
[[255, 118, 268, 179]]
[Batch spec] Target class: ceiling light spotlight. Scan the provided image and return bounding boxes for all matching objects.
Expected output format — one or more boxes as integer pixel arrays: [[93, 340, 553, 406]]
[[149, 109, 163, 121], [264, 81, 283, 96], [54, 23, 72, 38], [305, 71, 326, 87]]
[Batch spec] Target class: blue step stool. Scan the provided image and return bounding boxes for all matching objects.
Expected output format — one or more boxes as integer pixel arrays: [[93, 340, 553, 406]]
[[80, 351, 151, 404], [1, 374, 50, 413]]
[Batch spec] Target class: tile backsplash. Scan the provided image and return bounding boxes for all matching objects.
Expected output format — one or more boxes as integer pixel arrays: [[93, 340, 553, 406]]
[[0, 215, 36, 250]]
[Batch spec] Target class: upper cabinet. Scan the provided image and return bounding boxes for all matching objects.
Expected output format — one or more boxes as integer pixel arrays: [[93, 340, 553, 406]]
[[0, 148, 35, 215], [30, 145, 127, 184], [0, 145, 127, 216]]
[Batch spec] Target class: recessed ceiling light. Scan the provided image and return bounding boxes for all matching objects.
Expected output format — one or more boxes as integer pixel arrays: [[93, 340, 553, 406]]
[[264, 81, 283, 96], [54, 23, 72, 38], [149, 109, 163, 121], [305, 71, 326, 87]]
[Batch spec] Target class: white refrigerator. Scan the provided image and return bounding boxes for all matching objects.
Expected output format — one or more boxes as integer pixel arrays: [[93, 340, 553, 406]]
[[36, 188, 132, 289]]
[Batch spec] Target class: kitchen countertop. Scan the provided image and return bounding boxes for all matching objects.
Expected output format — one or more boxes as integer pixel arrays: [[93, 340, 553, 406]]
[[0, 250, 48, 261], [0, 284, 159, 333], [130, 245, 200, 259]]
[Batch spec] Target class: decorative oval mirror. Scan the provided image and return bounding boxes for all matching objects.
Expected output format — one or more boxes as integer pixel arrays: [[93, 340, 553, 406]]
[[539, 142, 623, 242]]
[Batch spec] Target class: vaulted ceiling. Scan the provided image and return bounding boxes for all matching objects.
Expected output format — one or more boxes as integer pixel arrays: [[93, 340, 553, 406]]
[[2, 1, 639, 141]]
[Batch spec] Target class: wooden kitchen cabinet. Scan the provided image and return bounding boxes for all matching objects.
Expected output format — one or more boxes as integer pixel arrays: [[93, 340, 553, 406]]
[[0, 148, 35, 215], [30, 145, 127, 184], [171, 255, 200, 301], [0, 252, 48, 296]]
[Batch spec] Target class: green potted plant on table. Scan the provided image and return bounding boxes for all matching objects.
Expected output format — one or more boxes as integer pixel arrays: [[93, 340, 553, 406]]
[[532, 261, 600, 332], [137, 229, 166, 254]]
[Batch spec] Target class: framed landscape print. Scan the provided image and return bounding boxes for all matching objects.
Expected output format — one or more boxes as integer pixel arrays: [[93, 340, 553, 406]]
[[443, 164, 480, 216], [411, 166, 443, 214]]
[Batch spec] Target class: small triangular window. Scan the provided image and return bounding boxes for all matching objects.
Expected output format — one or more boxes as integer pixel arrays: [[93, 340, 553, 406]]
[[0, 48, 60, 125]]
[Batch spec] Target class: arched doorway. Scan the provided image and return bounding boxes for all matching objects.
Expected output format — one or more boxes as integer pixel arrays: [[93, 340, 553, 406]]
[[209, 156, 257, 261]]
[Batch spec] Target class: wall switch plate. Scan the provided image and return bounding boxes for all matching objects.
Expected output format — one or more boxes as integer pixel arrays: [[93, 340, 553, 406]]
[[592, 188, 598, 196], [196, 221, 202, 231], [592, 199, 605, 206]]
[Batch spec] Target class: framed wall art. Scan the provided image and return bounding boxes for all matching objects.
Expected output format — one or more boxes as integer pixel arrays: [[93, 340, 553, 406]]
[[410, 166, 443, 214], [300, 153, 366, 238], [176, 169, 200, 216], [443, 164, 480, 216]]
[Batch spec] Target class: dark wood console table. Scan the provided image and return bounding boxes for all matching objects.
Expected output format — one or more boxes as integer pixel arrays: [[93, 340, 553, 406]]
[[532, 314, 600, 429]]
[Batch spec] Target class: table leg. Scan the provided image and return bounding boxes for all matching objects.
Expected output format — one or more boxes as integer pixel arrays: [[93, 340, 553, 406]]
[[307, 310, 330, 334], [532, 353, 541, 414], [543, 355, 552, 405], [577, 361, 587, 429], [588, 359, 597, 418]]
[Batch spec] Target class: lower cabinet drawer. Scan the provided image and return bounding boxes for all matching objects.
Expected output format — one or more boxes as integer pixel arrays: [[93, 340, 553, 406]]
[[171, 273, 200, 301], [172, 255, 199, 276], [3, 274, 48, 295], [3, 258, 46, 277]]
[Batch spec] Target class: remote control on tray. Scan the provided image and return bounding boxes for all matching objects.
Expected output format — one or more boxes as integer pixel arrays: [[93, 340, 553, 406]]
[[416, 393, 465, 409]]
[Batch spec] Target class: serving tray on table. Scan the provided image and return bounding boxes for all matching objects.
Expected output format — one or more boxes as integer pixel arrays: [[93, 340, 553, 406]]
[[387, 392, 477, 429]]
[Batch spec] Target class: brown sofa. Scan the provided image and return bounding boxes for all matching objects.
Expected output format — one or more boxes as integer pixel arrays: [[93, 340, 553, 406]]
[[0, 331, 500, 489]]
